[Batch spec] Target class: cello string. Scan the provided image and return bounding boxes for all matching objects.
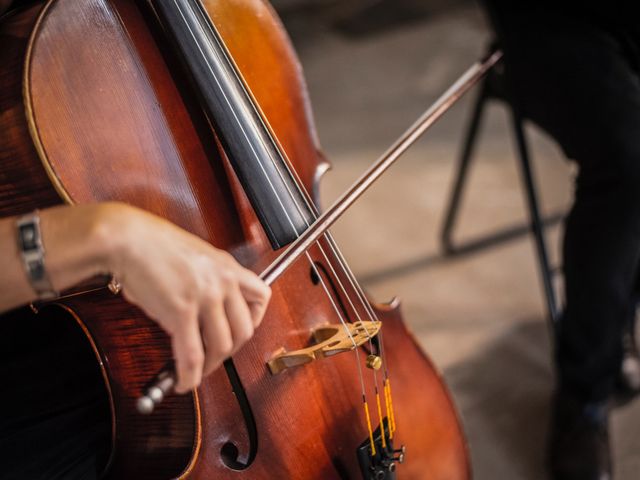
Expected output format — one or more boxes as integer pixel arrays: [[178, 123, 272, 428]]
[[182, 1, 383, 348], [186, 0, 392, 439], [178, 0, 379, 349], [179, 0, 392, 445], [324, 234, 391, 379], [214, 54, 395, 437], [303, 251, 368, 397], [322, 234, 396, 433], [184, 0, 368, 323], [190, 0, 399, 434], [181, 1, 367, 316], [173, 0, 371, 400], [185, 0, 396, 432]]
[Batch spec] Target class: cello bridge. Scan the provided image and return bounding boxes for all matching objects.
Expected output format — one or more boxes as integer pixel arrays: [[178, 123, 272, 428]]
[[267, 321, 381, 375]]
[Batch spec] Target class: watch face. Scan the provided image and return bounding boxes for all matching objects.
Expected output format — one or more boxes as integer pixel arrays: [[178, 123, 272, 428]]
[[19, 223, 38, 252]]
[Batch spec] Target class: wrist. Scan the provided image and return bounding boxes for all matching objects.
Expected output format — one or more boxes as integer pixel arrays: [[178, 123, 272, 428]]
[[39, 202, 132, 290], [90, 202, 134, 278]]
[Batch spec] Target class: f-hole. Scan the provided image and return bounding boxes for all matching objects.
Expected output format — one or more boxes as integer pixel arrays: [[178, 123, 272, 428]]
[[310, 265, 321, 285], [219, 359, 258, 470], [312, 261, 351, 321]]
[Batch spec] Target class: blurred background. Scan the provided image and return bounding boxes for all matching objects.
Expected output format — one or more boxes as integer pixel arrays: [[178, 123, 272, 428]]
[[270, 0, 640, 478]]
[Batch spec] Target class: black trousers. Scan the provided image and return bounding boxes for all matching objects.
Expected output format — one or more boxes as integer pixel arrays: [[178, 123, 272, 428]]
[[494, 7, 640, 402]]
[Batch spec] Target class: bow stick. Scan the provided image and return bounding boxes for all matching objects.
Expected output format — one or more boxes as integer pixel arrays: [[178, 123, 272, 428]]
[[137, 49, 503, 414]]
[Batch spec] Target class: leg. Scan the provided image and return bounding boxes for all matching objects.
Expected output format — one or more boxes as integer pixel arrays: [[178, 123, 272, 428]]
[[499, 12, 640, 404], [490, 8, 640, 479]]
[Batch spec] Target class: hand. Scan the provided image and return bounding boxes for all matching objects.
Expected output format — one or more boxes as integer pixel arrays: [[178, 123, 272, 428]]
[[29, 202, 270, 394], [2, 202, 270, 392], [100, 203, 271, 393]]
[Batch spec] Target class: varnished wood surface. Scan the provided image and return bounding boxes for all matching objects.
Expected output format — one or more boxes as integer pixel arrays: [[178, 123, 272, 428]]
[[1, 0, 470, 478], [0, 2, 61, 217]]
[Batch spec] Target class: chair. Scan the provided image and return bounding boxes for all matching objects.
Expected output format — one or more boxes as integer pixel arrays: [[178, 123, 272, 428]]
[[454, 5, 640, 393], [439, 47, 561, 329]]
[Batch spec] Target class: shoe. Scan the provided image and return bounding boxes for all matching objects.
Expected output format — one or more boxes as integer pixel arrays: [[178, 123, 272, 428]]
[[548, 390, 612, 480]]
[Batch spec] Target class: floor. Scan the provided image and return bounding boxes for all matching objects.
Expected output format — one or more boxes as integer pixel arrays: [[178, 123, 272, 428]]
[[277, 2, 640, 479]]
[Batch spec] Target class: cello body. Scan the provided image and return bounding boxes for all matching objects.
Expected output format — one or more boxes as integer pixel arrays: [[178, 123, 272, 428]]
[[0, 1, 470, 478]]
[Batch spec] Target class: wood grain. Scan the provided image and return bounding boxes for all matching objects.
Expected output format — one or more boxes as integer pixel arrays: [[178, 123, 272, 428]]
[[0, 0, 470, 478]]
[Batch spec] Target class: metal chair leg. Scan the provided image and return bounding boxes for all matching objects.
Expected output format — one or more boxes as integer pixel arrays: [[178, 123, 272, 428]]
[[441, 67, 560, 329], [511, 113, 560, 327], [440, 78, 490, 254]]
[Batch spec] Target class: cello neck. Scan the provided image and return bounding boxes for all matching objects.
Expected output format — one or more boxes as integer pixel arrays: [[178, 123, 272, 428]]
[[150, 0, 314, 249]]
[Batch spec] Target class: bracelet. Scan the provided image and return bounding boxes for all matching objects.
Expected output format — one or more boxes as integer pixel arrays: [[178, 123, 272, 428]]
[[16, 211, 58, 301]]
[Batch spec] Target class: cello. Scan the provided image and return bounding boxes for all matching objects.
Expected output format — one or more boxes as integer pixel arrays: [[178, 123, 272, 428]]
[[0, 0, 489, 477]]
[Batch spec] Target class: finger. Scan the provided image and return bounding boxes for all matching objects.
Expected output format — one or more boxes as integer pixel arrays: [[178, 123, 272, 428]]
[[200, 295, 233, 376], [171, 317, 205, 394], [236, 268, 271, 327], [225, 284, 255, 354], [246, 300, 269, 329]]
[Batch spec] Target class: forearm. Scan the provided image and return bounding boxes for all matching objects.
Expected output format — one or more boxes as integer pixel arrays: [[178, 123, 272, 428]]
[[0, 203, 114, 312], [0, 200, 270, 391]]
